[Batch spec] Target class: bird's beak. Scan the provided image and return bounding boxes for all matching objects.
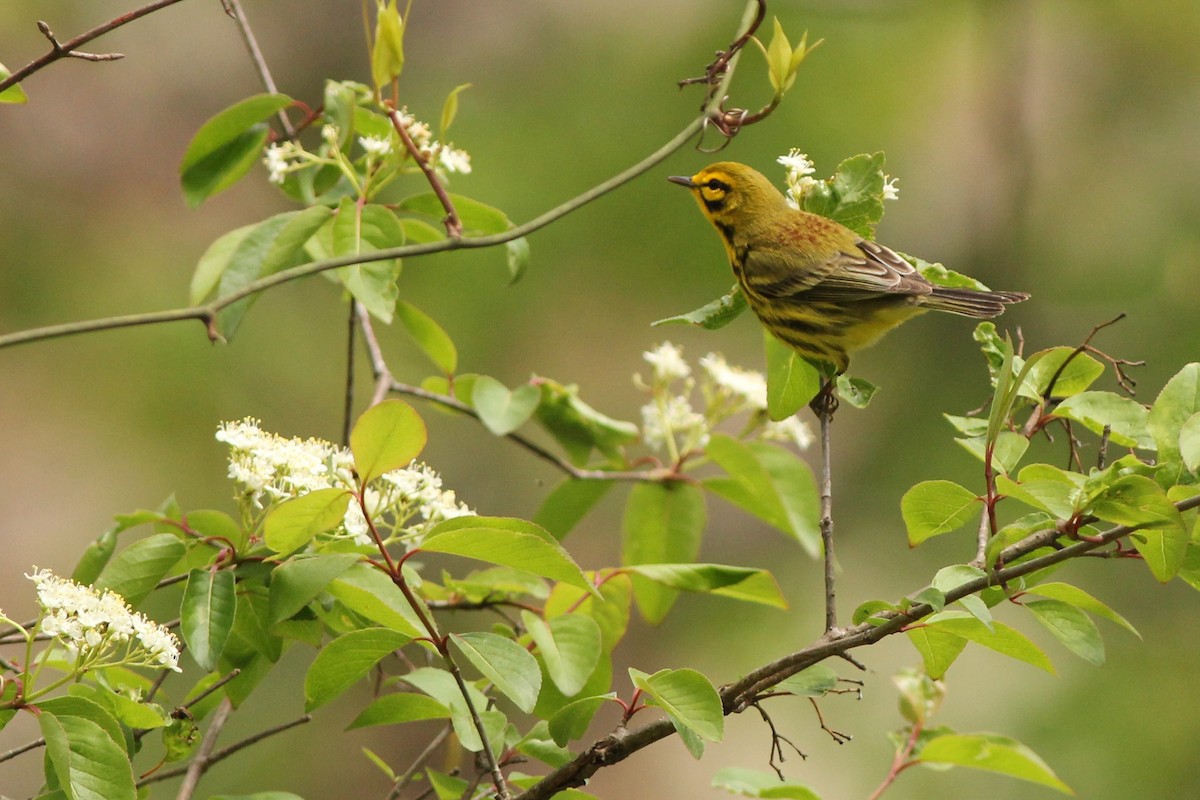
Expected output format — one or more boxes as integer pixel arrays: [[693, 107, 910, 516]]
[[667, 175, 696, 188]]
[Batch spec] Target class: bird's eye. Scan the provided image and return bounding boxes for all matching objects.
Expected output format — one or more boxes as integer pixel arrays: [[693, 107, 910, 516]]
[[707, 179, 724, 191]]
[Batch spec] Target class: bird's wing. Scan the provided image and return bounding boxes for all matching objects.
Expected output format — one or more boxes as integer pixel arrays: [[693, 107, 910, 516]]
[[794, 239, 934, 302]]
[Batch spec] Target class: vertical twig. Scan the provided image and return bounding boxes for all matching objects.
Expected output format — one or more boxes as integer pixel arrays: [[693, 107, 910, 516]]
[[388, 108, 463, 238], [223, 0, 296, 139], [813, 380, 838, 633], [175, 696, 233, 800], [343, 301, 359, 446]]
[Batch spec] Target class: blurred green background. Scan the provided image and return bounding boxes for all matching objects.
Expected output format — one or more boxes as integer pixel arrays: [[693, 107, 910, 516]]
[[2, 1, 1199, 798]]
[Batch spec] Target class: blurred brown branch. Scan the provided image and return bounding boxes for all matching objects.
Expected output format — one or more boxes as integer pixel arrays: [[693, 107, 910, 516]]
[[0, 0, 189, 93]]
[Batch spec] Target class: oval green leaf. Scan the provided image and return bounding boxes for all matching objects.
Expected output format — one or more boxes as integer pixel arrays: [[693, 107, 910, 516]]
[[350, 399, 427, 482]]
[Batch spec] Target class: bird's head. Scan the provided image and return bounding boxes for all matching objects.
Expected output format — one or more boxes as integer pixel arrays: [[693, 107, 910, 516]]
[[668, 162, 788, 228]]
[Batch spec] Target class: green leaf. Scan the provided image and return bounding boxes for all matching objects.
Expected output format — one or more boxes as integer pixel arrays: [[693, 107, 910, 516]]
[[712, 766, 823, 799], [630, 667, 723, 744], [1022, 347, 1105, 399], [450, 631, 541, 713], [548, 694, 615, 746], [305, 628, 413, 711], [399, 193, 513, 234], [652, 285, 748, 330], [835, 374, 878, 409], [181, 569, 236, 671], [440, 82, 471, 135], [401, 667, 493, 752], [331, 198, 405, 322], [765, 332, 822, 420], [914, 256, 992, 291], [426, 769, 470, 800], [40, 711, 136, 800], [326, 563, 424, 637], [1054, 391, 1154, 449], [621, 483, 706, 623], [93, 533, 186, 607], [955, 431, 1029, 475], [193, 211, 321, 339], [371, 0, 406, 88], [180, 93, 293, 207], [544, 571, 632, 651], [350, 399, 427, 482], [906, 624, 969, 679], [0, 63, 29, 104], [522, 611, 602, 697], [71, 529, 118, 586], [996, 464, 1084, 519], [1024, 598, 1104, 666], [801, 152, 886, 238], [347, 692, 450, 729], [917, 733, 1072, 794], [472, 376, 540, 435], [67, 685, 170, 730], [396, 301, 457, 374], [268, 552, 361, 625], [703, 435, 819, 553], [506, 236, 531, 284], [1132, 526, 1188, 583], [1148, 363, 1200, 481], [623, 563, 786, 609], [924, 611, 1055, 673], [400, 217, 445, 244], [1090, 473, 1183, 530], [262, 488, 352, 553], [37, 697, 126, 753], [533, 479, 615, 541], [1180, 412, 1200, 473], [776, 664, 839, 698], [422, 516, 592, 590], [901, 480, 980, 546], [534, 379, 639, 466], [1025, 582, 1138, 637]]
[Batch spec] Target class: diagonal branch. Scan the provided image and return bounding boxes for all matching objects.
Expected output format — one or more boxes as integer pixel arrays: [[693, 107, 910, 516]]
[[512, 492, 1200, 800], [0, 0, 189, 93]]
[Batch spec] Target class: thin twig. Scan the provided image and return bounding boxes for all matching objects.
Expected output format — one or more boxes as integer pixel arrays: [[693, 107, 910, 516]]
[[139, 710, 311, 788], [0, 737, 45, 765], [224, 0, 296, 139], [0, 0, 188, 93], [389, 108, 463, 238], [173, 696, 233, 800], [388, 378, 677, 483], [811, 380, 838, 633], [387, 724, 453, 800], [343, 301, 360, 446], [357, 305, 397, 408]]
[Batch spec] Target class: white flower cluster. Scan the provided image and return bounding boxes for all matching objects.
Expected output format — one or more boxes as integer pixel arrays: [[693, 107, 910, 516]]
[[777, 148, 899, 209], [395, 107, 472, 174], [637, 343, 813, 460], [778, 149, 819, 210], [263, 140, 303, 185], [26, 568, 181, 672], [217, 418, 473, 545]]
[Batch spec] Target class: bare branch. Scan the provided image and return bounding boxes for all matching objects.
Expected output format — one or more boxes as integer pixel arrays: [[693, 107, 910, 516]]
[[0, 0, 188, 93]]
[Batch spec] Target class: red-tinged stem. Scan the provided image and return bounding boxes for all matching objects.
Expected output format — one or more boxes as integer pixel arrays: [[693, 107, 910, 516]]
[[866, 722, 922, 800]]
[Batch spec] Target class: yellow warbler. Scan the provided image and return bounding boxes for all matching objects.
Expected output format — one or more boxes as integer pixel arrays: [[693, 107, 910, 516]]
[[669, 162, 1027, 373]]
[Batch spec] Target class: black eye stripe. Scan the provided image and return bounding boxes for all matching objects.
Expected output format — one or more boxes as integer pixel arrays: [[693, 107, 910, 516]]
[[706, 178, 729, 192]]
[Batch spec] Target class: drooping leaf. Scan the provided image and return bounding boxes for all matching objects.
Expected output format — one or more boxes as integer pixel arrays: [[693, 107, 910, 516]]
[[396, 301, 457, 374], [623, 563, 786, 609], [652, 285, 749, 330], [371, 0, 406, 89], [40, 711, 136, 800], [917, 733, 1072, 794], [268, 552, 361, 625], [439, 82, 471, 135], [621, 483, 706, 623], [901, 481, 980, 546], [262, 488, 352, 553], [304, 628, 413, 710], [0, 63, 29, 104], [347, 692, 451, 729], [1055, 391, 1154, 449], [630, 667, 723, 745], [547, 694, 615, 746], [1024, 598, 1104, 666], [533, 479, 615, 541], [421, 516, 592, 590], [712, 766, 823, 799], [522, 611, 602, 697], [93, 533, 187, 607], [181, 569, 237, 671], [450, 631, 541, 713], [180, 93, 293, 206], [764, 331, 822, 420], [326, 563, 424, 637]]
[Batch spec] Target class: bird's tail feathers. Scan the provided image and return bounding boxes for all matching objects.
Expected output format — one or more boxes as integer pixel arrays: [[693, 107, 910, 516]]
[[923, 287, 1029, 319]]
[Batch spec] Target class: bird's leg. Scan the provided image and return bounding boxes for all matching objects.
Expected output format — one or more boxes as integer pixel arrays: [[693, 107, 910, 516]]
[[810, 378, 840, 634]]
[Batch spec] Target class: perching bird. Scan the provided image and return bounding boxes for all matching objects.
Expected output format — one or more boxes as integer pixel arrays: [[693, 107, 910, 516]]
[[669, 162, 1028, 374]]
